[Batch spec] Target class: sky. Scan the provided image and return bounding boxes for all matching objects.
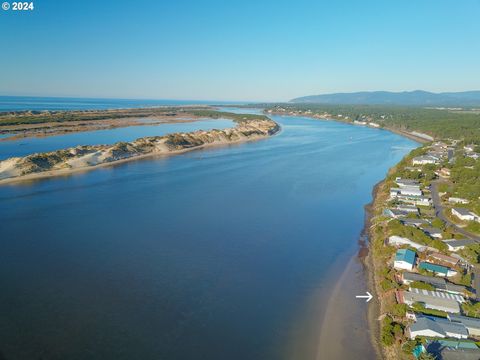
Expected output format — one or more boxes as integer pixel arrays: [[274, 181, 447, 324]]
[[1, 0, 480, 102]]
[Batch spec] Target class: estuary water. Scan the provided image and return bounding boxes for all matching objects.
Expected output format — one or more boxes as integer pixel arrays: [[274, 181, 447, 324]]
[[0, 111, 417, 360]]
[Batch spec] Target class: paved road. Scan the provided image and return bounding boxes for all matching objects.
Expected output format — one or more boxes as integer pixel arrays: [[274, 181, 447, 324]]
[[430, 179, 480, 241]]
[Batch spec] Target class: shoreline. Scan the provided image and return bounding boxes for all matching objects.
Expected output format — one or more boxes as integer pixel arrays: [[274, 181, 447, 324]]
[[0, 125, 281, 186]]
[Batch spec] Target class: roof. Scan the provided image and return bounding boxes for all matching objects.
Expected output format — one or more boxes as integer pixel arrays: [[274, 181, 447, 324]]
[[429, 253, 459, 265], [438, 349, 480, 360], [445, 283, 468, 294], [419, 262, 449, 275], [424, 227, 442, 235], [443, 239, 476, 248], [401, 218, 429, 226], [403, 272, 447, 288], [402, 289, 463, 313], [410, 316, 468, 337], [453, 207, 473, 216], [396, 249, 416, 264], [448, 314, 480, 330]]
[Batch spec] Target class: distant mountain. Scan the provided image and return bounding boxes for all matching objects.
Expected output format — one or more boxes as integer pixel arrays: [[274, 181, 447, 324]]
[[290, 90, 480, 106]]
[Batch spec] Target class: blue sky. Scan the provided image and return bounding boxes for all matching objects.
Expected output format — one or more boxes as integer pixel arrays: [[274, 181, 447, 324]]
[[1, 0, 479, 101]]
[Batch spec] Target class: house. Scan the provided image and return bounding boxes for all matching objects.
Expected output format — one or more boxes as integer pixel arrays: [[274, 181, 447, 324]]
[[402, 272, 447, 288], [401, 218, 430, 228], [442, 239, 476, 252], [464, 145, 476, 153], [395, 178, 420, 188], [429, 253, 459, 267], [408, 316, 468, 339], [396, 194, 431, 206], [418, 262, 457, 277], [401, 272, 468, 296], [383, 208, 408, 219], [466, 152, 480, 160], [394, 249, 416, 270], [426, 340, 480, 360], [396, 204, 419, 213], [423, 227, 443, 239], [390, 186, 422, 198], [388, 236, 426, 251], [413, 155, 439, 165], [399, 288, 463, 313], [448, 314, 480, 336], [437, 348, 480, 360], [448, 197, 470, 205], [452, 208, 478, 222], [437, 168, 451, 178]]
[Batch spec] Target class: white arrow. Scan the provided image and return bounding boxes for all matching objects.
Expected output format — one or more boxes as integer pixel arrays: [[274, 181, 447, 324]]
[[355, 291, 373, 303]]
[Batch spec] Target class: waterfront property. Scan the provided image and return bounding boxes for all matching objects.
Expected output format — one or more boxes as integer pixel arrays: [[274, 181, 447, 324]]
[[418, 262, 457, 277], [428, 253, 459, 267], [408, 316, 468, 339], [390, 186, 422, 198], [448, 314, 480, 337], [395, 204, 419, 213], [388, 236, 427, 251], [398, 288, 463, 313], [396, 194, 431, 206], [401, 272, 467, 295], [394, 249, 416, 271], [448, 197, 470, 205], [412, 155, 439, 165], [401, 218, 430, 228], [383, 208, 408, 219], [395, 178, 420, 188]]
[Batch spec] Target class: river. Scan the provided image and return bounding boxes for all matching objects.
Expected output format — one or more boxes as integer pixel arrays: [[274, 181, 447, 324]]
[[0, 108, 417, 360]]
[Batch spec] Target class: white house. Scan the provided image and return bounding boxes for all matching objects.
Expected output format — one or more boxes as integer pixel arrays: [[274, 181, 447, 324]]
[[408, 316, 468, 339], [390, 186, 422, 198], [448, 197, 469, 205], [388, 236, 426, 251], [442, 239, 476, 252], [452, 208, 478, 222], [394, 249, 416, 271], [412, 155, 439, 165], [399, 288, 464, 313]]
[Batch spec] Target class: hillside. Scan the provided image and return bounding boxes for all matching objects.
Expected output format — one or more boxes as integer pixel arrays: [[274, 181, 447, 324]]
[[290, 90, 480, 106]]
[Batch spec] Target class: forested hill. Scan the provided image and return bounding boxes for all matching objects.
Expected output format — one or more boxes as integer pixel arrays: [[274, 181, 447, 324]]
[[290, 90, 480, 106]]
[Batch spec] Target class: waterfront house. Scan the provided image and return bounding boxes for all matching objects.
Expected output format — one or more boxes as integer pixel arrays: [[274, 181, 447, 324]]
[[408, 316, 468, 339], [390, 186, 423, 198], [412, 155, 439, 165], [418, 262, 457, 277], [452, 208, 479, 222], [388, 236, 426, 251], [396, 204, 419, 213], [423, 227, 443, 239], [442, 239, 476, 252], [448, 314, 480, 336], [394, 249, 416, 271], [395, 178, 420, 188], [448, 197, 470, 205], [399, 288, 463, 313], [401, 218, 430, 228], [401, 272, 467, 296], [383, 208, 408, 219], [428, 253, 459, 267], [396, 194, 431, 206]]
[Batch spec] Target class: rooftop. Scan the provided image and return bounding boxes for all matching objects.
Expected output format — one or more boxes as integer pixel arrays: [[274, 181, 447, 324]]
[[396, 248, 416, 264]]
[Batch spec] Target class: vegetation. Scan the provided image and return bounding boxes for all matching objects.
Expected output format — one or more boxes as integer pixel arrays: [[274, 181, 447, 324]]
[[462, 301, 480, 318], [381, 315, 404, 346], [409, 281, 435, 291], [264, 104, 480, 141]]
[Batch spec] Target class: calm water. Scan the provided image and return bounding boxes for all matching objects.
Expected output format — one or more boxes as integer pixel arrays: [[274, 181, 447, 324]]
[[0, 119, 233, 160], [0, 96, 242, 112], [0, 113, 417, 360]]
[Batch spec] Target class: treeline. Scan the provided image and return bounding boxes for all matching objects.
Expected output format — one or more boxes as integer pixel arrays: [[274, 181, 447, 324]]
[[264, 104, 480, 142]]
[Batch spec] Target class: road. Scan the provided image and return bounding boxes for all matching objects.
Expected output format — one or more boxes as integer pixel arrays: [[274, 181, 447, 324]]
[[430, 179, 480, 241]]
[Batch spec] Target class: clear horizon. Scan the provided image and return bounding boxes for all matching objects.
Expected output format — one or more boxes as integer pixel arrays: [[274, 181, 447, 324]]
[[1, 0, 480, 101]]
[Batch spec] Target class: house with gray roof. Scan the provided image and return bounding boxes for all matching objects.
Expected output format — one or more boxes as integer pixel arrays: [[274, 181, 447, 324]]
[[408, 316, 468, 339], [442, 239, 477, 252], [448, 314, 480, 336], [399, 288, 464, 313]]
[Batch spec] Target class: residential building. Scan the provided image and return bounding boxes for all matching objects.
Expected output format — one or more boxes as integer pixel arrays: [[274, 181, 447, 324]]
[[396, 204, 419, 213], [399, 288, 463, 313], [401, 272, 467, 296], [394, 249, 416, 271], [390, 186, 422, 198], [442, 239, 476, 252], [452, 208, 479, 222], [401, 218, 430, 228], [412, 155, 439, 165], [423, 227, 443, 239], [408, 316, 468, 339], [395, 178, 420, 188], [429, 253, 459, 267], [448, 314, 480, 336], [419, 262, 457, 277], [448, 197, 470, 205], [388, 236, 426, 251], [383, 208, 408, 219]]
